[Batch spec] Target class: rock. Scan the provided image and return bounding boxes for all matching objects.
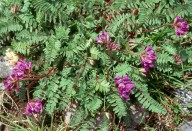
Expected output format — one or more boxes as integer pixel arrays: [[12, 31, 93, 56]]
[[0, 83, 5, 90], [171, 88, 192, 113], [64, 103, 77, 124], [180, 121, 192, 131], [0, 57, 13, 78], [124, 104, 149, 130], [171, 88, 192, 130]]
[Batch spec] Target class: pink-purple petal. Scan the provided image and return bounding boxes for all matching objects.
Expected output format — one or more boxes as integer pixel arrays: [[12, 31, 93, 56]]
[[114, 75, 135, 100], [140, 46, 157, 75], [174, 16, 189, 36], [25, 99, 42, 115]]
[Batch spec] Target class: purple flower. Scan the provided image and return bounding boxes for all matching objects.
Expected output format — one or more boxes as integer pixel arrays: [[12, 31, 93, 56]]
[[25, 99, 42, 115], [173, 16, 189, 36], [110, 43, 119, 51], [114, 75, 135, 100], [13, 59, 31, 80], [25, 62, 32, 70], [14, 59, 31, 72], [128, 38, 133, 43], [122, 75, 131, 84], [3, 59, 32, 92], [140, 46, 157, 74], [95, 31, 111, 44], [3, 74, 19, 92], [95, 32, 120, 51], [173, 55, 182, 65], [114, 76, 121, 85], [16, 71, 24, 80]]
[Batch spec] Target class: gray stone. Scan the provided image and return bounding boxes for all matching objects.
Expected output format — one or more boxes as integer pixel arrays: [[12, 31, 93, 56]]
[[125, 104, 149, 130], [0, 83, 5, 90], [0, 57, 13, 78], [180, 121, 192, 131], [171, 88, 192, 113], [171, 88, 192, 131]]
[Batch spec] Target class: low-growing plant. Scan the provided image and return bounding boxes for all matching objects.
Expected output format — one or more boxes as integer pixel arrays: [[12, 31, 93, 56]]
[[0, 0, 192, 130]]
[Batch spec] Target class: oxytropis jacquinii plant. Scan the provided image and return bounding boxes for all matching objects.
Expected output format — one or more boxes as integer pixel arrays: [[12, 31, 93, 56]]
[[94, 16, 188, 109], [3, 50, 55, 115], [1, 0, 191, 129]]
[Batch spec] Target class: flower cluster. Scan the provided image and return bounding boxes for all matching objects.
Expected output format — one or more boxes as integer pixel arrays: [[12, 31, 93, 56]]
[[173, 16, 189, 36], [4, 74, 20, 91], [173, 55, 182, 65], [95, 31, 119, 51], [110, 43, 119, 51], [140, 46, 157, 74], [25, 99, 42, 115], [95, 31, 111, 44], [4, 59, 32, 92], [114, 75, 135, 100], [14, 59, 32, 78]]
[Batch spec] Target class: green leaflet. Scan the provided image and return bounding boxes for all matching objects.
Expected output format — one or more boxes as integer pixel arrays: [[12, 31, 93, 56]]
[[95, 79, 110, 93], [107, 89, 127, 118], [1, 0, 191, 129]]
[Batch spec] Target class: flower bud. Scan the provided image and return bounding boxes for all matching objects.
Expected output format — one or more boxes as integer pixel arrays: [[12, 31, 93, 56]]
[[11, 3, 19, 14]]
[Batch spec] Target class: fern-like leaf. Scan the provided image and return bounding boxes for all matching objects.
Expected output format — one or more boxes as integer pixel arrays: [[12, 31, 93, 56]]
[[134, 83, 167, 114], [107, 89, 127, 118]]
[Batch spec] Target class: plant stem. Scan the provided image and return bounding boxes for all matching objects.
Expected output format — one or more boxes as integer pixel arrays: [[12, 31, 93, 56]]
[[22, 67, 56, 81], [26, 81, 36, 101], [143, 24, 173, 32]]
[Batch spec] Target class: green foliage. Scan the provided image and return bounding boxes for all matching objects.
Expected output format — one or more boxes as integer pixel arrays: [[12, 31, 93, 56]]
[[1, 0, 192, 130], [97, 115, 110, 131], [134, 83, 167, 114], [95, 79, 110, 93], [107, 89, 127, 118], [70, 108, 88, 127], [85, 96, 102, 113], [0, 113, 65, 131]]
